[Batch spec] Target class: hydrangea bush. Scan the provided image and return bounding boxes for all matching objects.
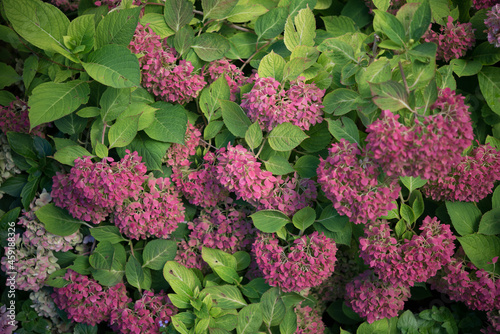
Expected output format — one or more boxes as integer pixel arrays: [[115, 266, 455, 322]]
[[0, 0, 500, 333]]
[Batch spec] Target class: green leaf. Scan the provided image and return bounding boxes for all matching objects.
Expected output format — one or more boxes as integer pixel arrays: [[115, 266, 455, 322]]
[[126, 255, 144, 289], [4, 0, 71, 56], [341, 0, 371, 28], [21, 177, 39, 210], [268, 123, 308, 151], [82, 44, 141, 88], [204, 121, 224, 140], [140, 13, 175, 38], [0, 63, 20, 89], [221, 100, 252, 137], [73, 323, 98, 334], [458, 234, 500, 274], [478, 208, 500, 235], [202, 0, 238, 20], [174, 25, 195, 57], [326, 117, 359, 145], [288, 0, 317, 19], [318, 39, 356, 66], [265, 156, 294, 175], [251, 210, 291, 233], [284, 7, 316, 52], [90, 226, 127, 244], [409, 1, 431, 41], [400, 204, 416, 224], [28, 80, 90, 129], [164, 0, 194, 32], [95, 7, 141, 48], [144, 102, 187, 144], [100, 87, 131, 123], [54, 113, 87, 135], [108, 114, 139, 148], [90, 243, 126, 286], [53, 145, 93, 166], [171, 314, 190, 334], [258, 51, 286, 81], [202, 247, 237, 270], [450, 59, 482, 77], [163, 261, 201, 298], [35, 203, 82, 237], [357, 318, 390, 334], [472, 42, 500, 66], [0, 175, 27, 197], [493, 185, 500, 208], [399, 176, 427, 193], [445, 201, 481, 236], [372, 0, 390, 11], [234, 251, 251, 271], [237, 304, 263, 334], [7, 132, 36, 159], [261, 287, 286, 327], [192, 33, 230, 62], [279, 308, 298, 334], [201, 285, 248, 309], [316, 205, 349, 232], [323, 89, 360, 115], [294, 155, 319, 178], [245, 122, 263, 149], [370, 80, 410, 112], [142, 239, 177, 270], [478, 67, 500, 116], [410, 190, 424, 219], [322, 16, 357, 37], [226, 3, 269, 23], [373, 10, 406, 46], [200, 76, 231, 121], [23, 55, 38, 91], [117, 132, 171, 171], [292, 207, 315, 231], [255, 7, 288, 40], [300, 122, 331, 152]]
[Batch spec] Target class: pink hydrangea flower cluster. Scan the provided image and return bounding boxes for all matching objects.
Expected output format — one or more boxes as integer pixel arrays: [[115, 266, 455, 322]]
[[365, 88, 474, 181], [216, 144, 277, 205], [345, 270, 411, 324], [0, 305, 17, 334], [206, 59, 247, 101], [429, 253, 500, 312], [109, 290, 177, 334], [317, 139, 400, 225], [486, 310, 500, 333], [423, 16, 475, 62], [1, 234, 60, 292], [359, 217, 456, 287], [241, 75, 324, 132], [172, 151, 230, 208], [258, 173, 317, 216], [175, 205, 255, 270], [485, 4, 500, 47], [51, 151, 147, 224], [114, 177, 185, 240], [252, 232, 338, 292], [50, 0, 79, 11], [295, 303, 326, 334], [422, 144, 500, 202], [164, 122, 202, 168], [473, 0, 498, 10], [52, 270, 131, 326], [129, 24, 206, 104], [18, 190, 83, 252], [0, 97, 46, 137]]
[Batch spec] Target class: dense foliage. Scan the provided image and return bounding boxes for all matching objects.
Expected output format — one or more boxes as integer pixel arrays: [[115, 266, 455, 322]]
[[0, 0, 500, 333]]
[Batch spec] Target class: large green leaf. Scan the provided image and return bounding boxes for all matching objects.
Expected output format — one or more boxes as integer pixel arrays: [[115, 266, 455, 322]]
[[35, 203, 82, 236], [202, 0, 238, 20], [323, 89, 360, 115], [478, 208, 500, 235], [261, 287, 286, 327], [108, 114, 139, 148], [250, 210, 291, 233], [117, 132, 171, 171], [326, 117, 359, 145], [268, 123, 308, 151], [258, 51, 286, 81], [192, 33, 230, 62], [164, 0, 194, 32], [201, 285, 247, 309], [370, 80, 410, 112], [82, 44, 141, 88], [373, 10, 406, 46], [143, 240, 178, 270], [126, 255, 144, 290], [236, 304, 263, 334], [4, 0, 71, 56], [221, 100, 252, 137], [255, 7, 288, 40], [163, 261, 201, 298], [28, 80, 90, 129], [478, 67, 500, 116], [0, 63, 21, 89], [284, 7, 316, 52], [458, 234, 500, 274], [144, 102, 187, 144], [95, 7, 141, 48], [445, 201, 481, 236]]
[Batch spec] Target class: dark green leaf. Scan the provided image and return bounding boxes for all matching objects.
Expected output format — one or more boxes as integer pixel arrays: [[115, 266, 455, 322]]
[[143, 239, 178, 270], [144, 102, 187, 144], [478, 208, 500, 235], [446, 201, 481, 236], [458, 234, 500, 274], [192, 33, 230, 62], [268, 123, 308, 151], [373, 10, 406, 46], [95, 7, 140, 48], [221, 100, 251, 137], [478, 67, 500, 116], [255, 7, 288, 40], [265, 156, 294, 175], [409, 1, 431, 41], [126, 255, 144, 289], [292, 207, 315, 231], [323, 89, 360, 115], [35, 203, 82, 237], [117, 132, 170, 171], [90, 226, 127, 244], [250, 210, 291, 233], [293, 155, 319, 178], [326, 117, 359, 145], [164, 0, 194, 32]]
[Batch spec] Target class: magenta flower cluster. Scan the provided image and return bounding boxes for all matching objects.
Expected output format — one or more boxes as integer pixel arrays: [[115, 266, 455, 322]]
[[52, 270, 131, 326], [50, 0, 79, 11], [176, 204, 255, 270], [359, 217, 456, 287], [130, 23, 205, 104], [206, 59, 247, 101], [0, 97, 46, 137], [241, 75, 325, 132], [485, 4, 500, 47], [423, 16, 475, 62], [365, 88, 474, 181], [164, 122, 202, 169], [473, 0, 499, 10], [113, 177, 185, 240], [109, 290, 177, 334], [345, 270, 411, 324], [51, 151, 147, 224], [295, 303, 326, 334], [317, 139, 400, 225], [252, 232, 337, 292], [430, 253, 500, 312], [422, 144, 500, 202]]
